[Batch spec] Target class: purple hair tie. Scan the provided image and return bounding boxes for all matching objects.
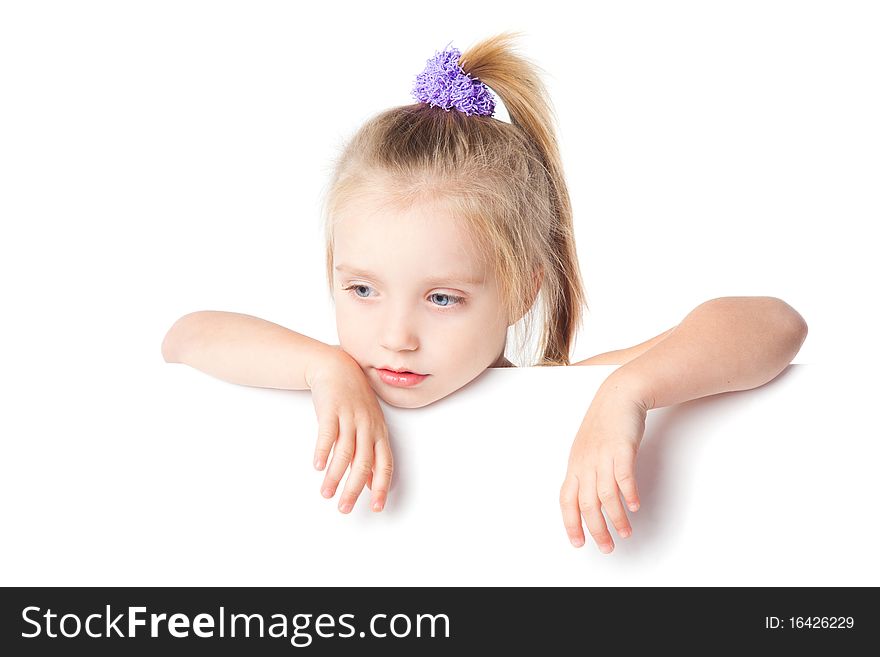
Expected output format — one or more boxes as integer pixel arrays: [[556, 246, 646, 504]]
[[411, 43, 496, 117]]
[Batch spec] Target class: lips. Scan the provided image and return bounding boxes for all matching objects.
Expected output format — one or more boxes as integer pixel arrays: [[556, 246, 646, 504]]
[[375, 368, 429, 388], [379, 366, 426, 376]]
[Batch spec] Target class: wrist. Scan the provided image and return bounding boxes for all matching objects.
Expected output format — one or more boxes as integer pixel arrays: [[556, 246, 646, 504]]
[[305, 344, 358, 389], [600, 364, 654, 412]]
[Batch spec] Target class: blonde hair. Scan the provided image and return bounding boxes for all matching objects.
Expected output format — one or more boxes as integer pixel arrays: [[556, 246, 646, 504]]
[[320, 32, 587, 366]]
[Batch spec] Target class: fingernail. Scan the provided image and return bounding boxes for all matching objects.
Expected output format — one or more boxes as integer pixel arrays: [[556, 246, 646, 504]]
[[314, 458, 323, 470], [600, 543, 614, 554], [372, 501, 383, 512], [339, 502, 352, 513], [619, 528, 631, 538], [570, 537, 584, 548], [628, 502, 639, 512], [321, 488, 333, 498]]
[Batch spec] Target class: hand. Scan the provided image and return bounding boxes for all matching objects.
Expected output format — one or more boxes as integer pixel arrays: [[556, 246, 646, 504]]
[[307, 347, 393, 514], [559, 374, 648, 553]]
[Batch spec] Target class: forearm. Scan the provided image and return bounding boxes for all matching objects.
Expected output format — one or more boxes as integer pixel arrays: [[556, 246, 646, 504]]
[[610, 297, 808, 410], [161, 311, 338, 390]]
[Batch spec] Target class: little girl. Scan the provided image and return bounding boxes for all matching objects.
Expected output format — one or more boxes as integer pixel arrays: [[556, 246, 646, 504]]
[[161, 32, 807, 554]]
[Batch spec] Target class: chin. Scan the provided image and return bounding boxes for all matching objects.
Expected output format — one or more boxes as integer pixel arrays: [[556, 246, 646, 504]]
[[380, 395, 434, 410]]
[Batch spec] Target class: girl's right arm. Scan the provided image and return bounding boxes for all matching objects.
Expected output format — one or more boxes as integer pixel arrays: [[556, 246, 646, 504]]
[[161, 310, 392, 513], [161, 310, 335, 390]]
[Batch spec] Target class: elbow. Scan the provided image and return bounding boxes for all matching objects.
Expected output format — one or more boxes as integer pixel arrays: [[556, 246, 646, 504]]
[[161, 325, 181, 363], [161, 330, 178, 363], [710, 296, 808, 359], [773, 297, 808, 340], [161, 312, 202, 363], [789, 314, 808, 357], [791, 312, 808, 346], [703, 296, 808, 336], [769, 298, 808, 358]]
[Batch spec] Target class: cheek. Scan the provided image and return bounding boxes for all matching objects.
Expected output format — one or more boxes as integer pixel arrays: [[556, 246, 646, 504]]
[[334, 303, 360, 341], [334, 296, 359, 326], [435, 322, 494, 353], [335, 303, 378, 349]]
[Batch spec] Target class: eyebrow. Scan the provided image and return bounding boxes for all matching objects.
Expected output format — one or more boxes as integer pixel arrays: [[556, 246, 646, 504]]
[[334, 264, 484, 287]]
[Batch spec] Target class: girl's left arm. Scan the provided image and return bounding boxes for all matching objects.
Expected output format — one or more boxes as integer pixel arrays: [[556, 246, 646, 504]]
[[612, 296, 808, 411], [560, 296, 807, 553]]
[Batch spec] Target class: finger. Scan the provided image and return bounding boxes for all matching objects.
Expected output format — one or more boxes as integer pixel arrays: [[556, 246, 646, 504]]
[[338, 421, 377, 513], [321, 415, 356, 499], [597, 458, 632, 539], [313, 413, 339, 471], [559, 475, 585, 547], [370, 436, 393, 512], [614, 447, 641, 513], [578, 470, 615, 554]]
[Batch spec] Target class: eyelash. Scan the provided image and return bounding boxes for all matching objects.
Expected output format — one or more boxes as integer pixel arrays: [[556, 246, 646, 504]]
[[342, 284, 465, 310]]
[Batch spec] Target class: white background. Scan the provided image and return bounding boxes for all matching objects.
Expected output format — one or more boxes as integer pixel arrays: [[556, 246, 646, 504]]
[[1, 1, 877, 585]]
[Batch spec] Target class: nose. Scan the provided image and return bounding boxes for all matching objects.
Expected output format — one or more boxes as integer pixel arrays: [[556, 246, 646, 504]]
[[378, 305, 420, 352]]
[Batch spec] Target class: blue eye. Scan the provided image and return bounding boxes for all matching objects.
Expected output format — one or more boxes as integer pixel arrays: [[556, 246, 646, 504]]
[[429, 293, 463, 307], [343, 285, 465, 309], [350, 284, 371, 298]]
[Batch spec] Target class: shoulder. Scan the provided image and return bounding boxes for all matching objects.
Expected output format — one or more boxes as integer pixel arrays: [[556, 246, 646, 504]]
[[572, 326, 677, 367]]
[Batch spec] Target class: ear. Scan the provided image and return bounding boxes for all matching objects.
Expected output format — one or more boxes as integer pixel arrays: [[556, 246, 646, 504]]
[[508, 267, 544, 326], [532, 267, 544, 297]]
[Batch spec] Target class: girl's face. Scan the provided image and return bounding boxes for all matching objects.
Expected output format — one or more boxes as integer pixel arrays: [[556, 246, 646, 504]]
[[332, 193, 510, 408]]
